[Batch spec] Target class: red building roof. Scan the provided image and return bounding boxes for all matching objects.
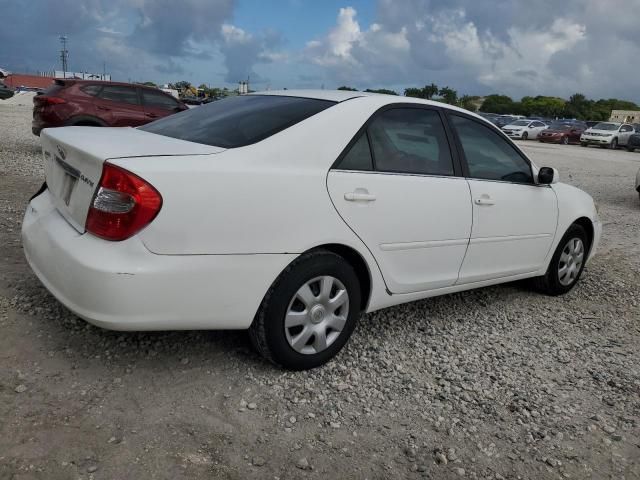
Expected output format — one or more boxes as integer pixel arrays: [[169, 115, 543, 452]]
[[4, 74, 54, 90]]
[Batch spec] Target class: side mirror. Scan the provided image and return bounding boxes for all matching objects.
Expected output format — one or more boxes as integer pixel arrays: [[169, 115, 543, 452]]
[[538, 167, 559, 185]]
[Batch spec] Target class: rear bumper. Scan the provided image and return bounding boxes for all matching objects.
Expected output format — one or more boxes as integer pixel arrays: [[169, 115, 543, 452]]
[[22, 190, 295, 331]]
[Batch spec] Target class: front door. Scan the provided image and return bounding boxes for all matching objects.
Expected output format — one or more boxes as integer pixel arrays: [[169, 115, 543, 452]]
[[618, 124, 634, 146], [327, 107, 472, 294], [447, 113, 558, 284]]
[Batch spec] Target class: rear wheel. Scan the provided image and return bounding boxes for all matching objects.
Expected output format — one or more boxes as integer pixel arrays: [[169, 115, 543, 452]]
[[627, 146, 635, 152], [533, 224, 588, 296], [249, 250, 361, 370]]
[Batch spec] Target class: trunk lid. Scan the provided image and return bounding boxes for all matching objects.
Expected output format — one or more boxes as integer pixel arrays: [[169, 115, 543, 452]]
[[40, 126, 224, 232]]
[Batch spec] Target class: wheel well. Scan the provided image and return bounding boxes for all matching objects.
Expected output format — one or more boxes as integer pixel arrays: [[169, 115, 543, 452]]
[[73, 120, 101, 126], [308, 244, 372, 312], [573, 217, 594, 253]]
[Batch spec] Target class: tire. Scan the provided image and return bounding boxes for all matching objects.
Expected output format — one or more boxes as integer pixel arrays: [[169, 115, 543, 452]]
[[522, 132, 528, 140], [610, 138, 618, 149], [249, 250, 361, 370], [533, 224, 589, 296], [627, 146, 635, 152], [580, 142, 588, 147], [561, 136, 569, 145]]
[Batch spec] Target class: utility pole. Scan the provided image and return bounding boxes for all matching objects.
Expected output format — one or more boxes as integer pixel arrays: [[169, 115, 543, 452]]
[[59, 35, 69, 78]]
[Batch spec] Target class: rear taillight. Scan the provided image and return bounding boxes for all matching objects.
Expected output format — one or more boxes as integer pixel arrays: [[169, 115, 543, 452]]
[[85, 164, 162, 241], [34, 96, 67, 105]]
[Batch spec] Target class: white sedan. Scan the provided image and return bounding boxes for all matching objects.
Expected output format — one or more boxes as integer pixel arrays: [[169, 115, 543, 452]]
[[22, 90, 602, 370], [502, 119, 548, 140]]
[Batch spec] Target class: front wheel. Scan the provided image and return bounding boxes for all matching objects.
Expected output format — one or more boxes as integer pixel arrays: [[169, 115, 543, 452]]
[[249, 250, 361, 370], [561, 136, 569, 145], [522, 132, 529, 140], [580, 142, 588, 147], [533, 224, 588, 296], [610, 138, 618, 149]]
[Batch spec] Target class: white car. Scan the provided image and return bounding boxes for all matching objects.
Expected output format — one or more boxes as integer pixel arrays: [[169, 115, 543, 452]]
[[580, 122, 635, 149], [501, 119, 548, 140], [22, 91, 602, 369]]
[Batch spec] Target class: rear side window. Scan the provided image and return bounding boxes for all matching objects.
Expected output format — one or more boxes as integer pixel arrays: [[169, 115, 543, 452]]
[[139, 95, 335, 148], [98, 86, 140, 105], [450, 114, 533, 184], [142, 88, 180, 110], [336, 133, 373, 171], [81, 84, 102, 96], [368, 108, 454, 176]]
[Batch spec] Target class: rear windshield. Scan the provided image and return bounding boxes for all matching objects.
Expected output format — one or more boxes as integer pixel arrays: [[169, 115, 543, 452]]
[[139, 95, 336, 148]]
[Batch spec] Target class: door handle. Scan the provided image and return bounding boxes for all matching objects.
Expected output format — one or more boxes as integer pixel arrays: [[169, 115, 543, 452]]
[[145, 113, 158, 118], [96, 105, 110, 111], [474, 196, 495, 206], [344, 191, 376, 202]]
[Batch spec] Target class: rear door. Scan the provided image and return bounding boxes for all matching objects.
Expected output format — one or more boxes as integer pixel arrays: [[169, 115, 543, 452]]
[[447, 113, 558, 284], [141, 88, 184, 122], [327, 106, 472, 294], [93, 85, 146, 127]]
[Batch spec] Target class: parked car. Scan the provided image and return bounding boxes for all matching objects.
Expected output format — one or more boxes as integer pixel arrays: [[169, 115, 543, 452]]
[[32, 80, 188, 135], [22, 91, 602, 370], [493, 115, 517, 128], [538, 122, 587, 145], [580, 122, 635, 149], [181, 97, 205, 108], [502, 119, 548, 140], [0, 82, 14, 100], [627, 132, 640, 152]]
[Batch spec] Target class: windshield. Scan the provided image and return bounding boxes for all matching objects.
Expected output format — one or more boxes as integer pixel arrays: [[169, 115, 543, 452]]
[[509, 120, 530, 126], [139, 95, 336, 148], [593, 123, 619, 131], [548, 123, 572, 130]]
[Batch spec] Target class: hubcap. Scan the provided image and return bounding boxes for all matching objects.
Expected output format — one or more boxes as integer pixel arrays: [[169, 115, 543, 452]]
[[558, 238, 585, 286], [284, 276, 349, 355]]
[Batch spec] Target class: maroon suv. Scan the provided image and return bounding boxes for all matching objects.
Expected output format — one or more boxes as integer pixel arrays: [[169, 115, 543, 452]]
[[32, 80, 188, 135]]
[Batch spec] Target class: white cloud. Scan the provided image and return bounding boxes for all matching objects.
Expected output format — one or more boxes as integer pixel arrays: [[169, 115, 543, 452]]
[[302, 2, 640, 101]]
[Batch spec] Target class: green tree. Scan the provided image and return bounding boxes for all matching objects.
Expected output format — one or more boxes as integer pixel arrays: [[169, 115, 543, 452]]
[[171, 80, 192, 92], [458, 95, 481, 112], [404, 87, 423, 98], [438, 86, 458, 105], [480, 95, 515, 114], [337, 86, 358, 91], [364, 88, 398, 95]]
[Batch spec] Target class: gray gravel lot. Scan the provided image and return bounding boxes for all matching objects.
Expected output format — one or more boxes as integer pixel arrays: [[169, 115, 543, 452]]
[[1, 102, 639, 480]]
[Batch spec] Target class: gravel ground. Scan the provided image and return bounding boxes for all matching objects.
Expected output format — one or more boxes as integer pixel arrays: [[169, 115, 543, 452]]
[[1, 102, 639, 480]]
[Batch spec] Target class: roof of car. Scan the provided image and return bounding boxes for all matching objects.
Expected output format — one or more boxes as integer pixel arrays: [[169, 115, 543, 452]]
[[252, 89, 378, 102]]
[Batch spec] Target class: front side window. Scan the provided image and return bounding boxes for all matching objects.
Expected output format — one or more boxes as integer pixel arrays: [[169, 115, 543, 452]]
[[142, 88, 180, 110], [367, 108, 454, 176], [450, 114, 533, 184], [140, 95, 335, 148], [98, 86, 139, 105]]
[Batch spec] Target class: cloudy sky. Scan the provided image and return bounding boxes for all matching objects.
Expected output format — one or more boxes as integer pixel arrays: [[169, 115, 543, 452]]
[[1, 0, 639, 101]]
